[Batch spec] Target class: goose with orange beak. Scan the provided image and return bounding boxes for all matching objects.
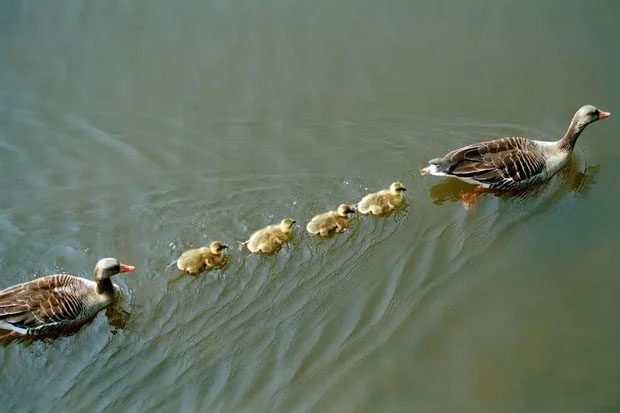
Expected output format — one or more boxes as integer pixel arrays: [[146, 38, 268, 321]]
[[0, 258, 135, 335], [421, 105, 611, 207]]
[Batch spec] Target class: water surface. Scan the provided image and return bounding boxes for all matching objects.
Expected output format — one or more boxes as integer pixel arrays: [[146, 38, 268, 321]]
[[1, 1, 619, 412]]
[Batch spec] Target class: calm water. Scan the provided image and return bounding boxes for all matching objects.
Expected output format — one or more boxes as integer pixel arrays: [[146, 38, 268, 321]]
[[1, 1, 619, 412]]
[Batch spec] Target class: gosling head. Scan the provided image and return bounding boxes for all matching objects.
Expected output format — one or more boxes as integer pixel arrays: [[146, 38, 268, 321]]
[[390, 181, 407, 194], [94, 257, 135, 281], [209, 241, 229, 255], [337, 204, 357, 217], [573, 105, 611, 129], [279, 218, 296, 232]]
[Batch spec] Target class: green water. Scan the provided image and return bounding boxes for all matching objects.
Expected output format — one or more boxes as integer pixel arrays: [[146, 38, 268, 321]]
[[0, 1, 619, 412]]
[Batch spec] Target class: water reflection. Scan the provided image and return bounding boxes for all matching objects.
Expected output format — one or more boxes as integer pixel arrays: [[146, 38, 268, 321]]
[[106, 298, 132, 333], [562, 163, 600, 197]]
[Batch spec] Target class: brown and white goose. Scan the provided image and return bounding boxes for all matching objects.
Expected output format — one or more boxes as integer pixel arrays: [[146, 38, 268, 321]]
[[0, 258, 135, 335], [421, 105, 610, 201]]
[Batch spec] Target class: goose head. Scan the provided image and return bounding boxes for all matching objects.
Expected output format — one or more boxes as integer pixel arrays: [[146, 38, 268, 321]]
[[560, 105, 611, 150], [209, 241, 229, 255], [94, 257, 135, 281], [279, 218, 296, 232], [390, 181, 407, 194], [573, 105, 610, 129], [337, 204, 357, 217]]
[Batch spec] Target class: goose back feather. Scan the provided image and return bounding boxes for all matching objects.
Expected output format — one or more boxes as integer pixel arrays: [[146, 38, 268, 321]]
[[0, 274, 106, 335], [427, 137, 548, 190]]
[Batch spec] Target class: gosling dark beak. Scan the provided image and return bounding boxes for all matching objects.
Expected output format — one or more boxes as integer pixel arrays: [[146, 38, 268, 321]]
[[222, 245, 230, 250], [119, 263, 135, 273], [599, 111, 611, 120], [399, 188, 408, 192]]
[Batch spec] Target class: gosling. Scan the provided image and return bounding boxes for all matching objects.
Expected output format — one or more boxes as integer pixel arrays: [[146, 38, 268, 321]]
[[239, 218, 296, 255], [306, 204, 357, 237], [356, 181, 407, 215], [176, 241, 229, 275]]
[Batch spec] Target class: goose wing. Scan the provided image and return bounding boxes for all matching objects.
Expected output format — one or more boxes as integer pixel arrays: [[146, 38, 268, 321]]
[[0, 274, 87, 331], [428, 137, 546, 189]]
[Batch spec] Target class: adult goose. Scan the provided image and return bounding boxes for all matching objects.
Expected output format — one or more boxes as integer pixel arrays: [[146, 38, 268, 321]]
[[421, 105, 610, 203], [0, 258, 135, 335]]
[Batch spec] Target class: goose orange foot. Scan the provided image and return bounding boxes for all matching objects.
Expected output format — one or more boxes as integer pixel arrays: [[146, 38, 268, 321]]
[[460, 185, 484, 210]]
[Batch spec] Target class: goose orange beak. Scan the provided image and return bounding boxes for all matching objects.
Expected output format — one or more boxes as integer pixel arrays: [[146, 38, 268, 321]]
[[599, 111, 611, 119], [119, 263, 135, 273]]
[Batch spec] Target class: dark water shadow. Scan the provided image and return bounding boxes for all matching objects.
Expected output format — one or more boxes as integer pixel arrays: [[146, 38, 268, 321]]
[[0, 300, 131, 347]]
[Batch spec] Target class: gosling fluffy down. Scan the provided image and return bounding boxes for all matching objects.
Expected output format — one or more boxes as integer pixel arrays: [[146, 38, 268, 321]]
[[240, 218, 296, 254], [177, 241, 229, 275], [306, 204, 357, 237], [357, 182, 407, 215]]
